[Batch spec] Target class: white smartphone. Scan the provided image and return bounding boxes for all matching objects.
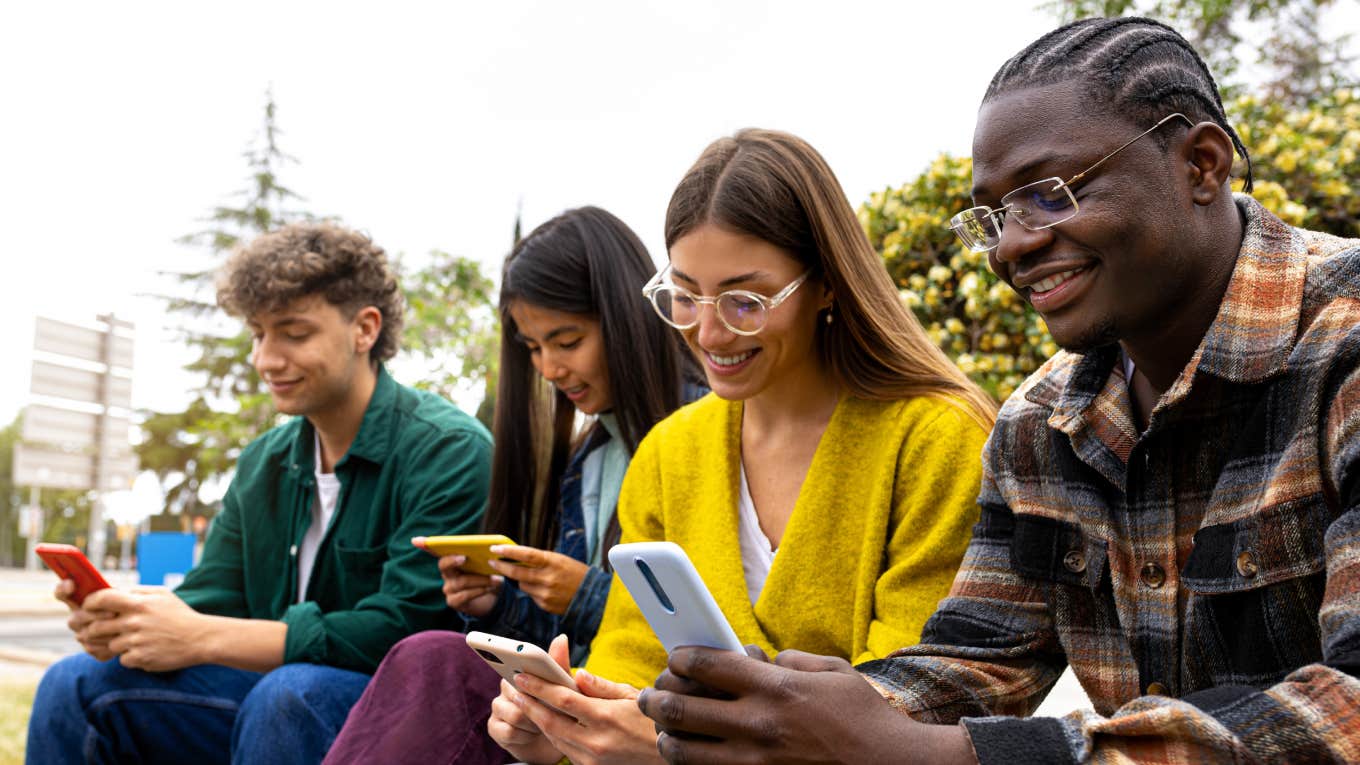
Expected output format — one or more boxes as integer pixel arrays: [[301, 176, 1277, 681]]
[[466, 631, 578, 691], [607, 541, 744, 653]]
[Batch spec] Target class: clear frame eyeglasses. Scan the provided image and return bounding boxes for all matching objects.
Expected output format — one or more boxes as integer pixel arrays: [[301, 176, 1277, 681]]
[[641, 265, 811, 336], [948, 112, 1194, 253]]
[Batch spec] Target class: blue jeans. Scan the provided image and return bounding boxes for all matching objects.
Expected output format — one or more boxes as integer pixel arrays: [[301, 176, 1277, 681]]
[[26, 653, 371, 765]]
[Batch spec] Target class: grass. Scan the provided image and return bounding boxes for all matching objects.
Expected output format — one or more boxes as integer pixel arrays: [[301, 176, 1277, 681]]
[[0, 674, 38, 765]]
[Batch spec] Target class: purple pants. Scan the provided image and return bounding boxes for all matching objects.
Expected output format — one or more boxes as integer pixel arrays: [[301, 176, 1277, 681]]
[[323, 631, 512, 765]]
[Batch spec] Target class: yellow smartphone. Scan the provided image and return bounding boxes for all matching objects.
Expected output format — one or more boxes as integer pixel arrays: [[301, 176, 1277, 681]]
[[419, 534, 517, 576]]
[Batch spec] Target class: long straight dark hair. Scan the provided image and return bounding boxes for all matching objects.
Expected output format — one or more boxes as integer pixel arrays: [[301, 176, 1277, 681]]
[[483, 206, 696, 555]]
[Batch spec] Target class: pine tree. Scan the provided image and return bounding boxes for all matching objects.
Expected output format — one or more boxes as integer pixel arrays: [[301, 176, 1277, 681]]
[[136, 91, 306, 517]]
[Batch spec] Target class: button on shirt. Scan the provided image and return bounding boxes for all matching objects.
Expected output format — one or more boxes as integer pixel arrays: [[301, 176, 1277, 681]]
[[859, 196, 1360, 763]]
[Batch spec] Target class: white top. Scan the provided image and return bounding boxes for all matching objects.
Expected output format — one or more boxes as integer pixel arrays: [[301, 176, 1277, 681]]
[[298, 432, 343, 603], [737, 462, 776, 605]]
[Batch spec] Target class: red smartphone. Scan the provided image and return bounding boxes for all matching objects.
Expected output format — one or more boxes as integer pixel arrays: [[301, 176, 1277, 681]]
[[35, 543, 111, 605]]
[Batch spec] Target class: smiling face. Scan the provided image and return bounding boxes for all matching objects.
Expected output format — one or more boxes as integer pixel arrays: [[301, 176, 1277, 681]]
[[506, 301, 613, 416], [667, 223, 828, 402], [248, 296, 379, 417], [973, 79, 1200, 352]]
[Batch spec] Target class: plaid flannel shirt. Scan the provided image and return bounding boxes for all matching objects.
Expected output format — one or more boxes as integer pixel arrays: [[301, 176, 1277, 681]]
[[859, 195, 1360, 764]]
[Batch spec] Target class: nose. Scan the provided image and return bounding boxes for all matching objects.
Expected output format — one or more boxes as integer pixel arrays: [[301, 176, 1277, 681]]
[[990, 218, 1056, 274], [251, 334, 285, 375], [535, 348, 568, 382], [694, 302, 737, 348]]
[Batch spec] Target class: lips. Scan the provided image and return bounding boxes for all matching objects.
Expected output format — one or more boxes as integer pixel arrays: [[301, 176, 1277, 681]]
[[266, 378, 302, 394], [1029, 268, 1085, 294], [1018, 265, 1094, 313], [561, 384, 589, 402], [702, 348, 759, 376]]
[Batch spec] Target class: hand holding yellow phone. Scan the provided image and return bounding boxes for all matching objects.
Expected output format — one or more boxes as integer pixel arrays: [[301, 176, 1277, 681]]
[[416, 534, 518, 577]]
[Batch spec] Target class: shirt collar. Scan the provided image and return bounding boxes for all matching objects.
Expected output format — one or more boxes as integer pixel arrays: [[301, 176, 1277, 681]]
[[289, 364, 396, 470], [1028, 194, 1307, 421]]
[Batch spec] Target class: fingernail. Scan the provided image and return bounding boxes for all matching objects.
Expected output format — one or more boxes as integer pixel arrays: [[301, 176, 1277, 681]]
[[489, 545, 505, 554]]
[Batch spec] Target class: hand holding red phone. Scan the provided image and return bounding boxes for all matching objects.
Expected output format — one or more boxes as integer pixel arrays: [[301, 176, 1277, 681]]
[[82, 587, 214, 672]]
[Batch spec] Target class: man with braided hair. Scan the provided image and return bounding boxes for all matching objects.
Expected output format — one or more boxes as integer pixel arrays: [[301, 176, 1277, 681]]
[[27, 222, 493, 764], [638, 17, 1360, 764]]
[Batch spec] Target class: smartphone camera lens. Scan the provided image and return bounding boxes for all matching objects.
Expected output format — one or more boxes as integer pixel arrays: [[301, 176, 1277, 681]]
[[635, 557, 675, 614], [475, 648, 503, 664]]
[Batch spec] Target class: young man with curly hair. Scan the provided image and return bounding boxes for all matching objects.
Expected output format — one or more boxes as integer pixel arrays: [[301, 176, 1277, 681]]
[[27, 222, 493, 764]]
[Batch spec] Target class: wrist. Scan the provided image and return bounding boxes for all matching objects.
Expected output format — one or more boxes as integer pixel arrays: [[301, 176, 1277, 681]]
[[193, 614, 227, 665]]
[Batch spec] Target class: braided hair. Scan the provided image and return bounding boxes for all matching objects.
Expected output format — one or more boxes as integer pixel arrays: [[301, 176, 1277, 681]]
[[986, 17, 1253, 192]]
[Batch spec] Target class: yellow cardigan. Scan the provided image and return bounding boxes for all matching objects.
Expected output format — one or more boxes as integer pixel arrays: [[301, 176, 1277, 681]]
[[583, 392, 987, 689]]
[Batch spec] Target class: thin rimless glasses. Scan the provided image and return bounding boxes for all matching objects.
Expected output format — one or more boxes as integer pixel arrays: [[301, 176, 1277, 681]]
[[641, 265, 811, 336], [948, 112, 1194, 253]]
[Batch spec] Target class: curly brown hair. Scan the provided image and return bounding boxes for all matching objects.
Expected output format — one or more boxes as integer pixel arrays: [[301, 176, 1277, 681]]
[[216, 221, 405, 362]]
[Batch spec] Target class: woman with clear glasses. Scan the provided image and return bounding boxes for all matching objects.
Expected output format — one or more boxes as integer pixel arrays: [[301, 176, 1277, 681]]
[[487, 129, 998, 765]]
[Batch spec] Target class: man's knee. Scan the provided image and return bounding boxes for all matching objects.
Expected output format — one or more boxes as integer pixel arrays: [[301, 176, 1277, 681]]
[[34, 653, 126, 712], [237, 663, 369, 729]]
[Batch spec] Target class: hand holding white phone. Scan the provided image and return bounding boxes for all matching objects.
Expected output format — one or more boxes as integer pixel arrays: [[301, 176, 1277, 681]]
[[607, 541, 743, 653]]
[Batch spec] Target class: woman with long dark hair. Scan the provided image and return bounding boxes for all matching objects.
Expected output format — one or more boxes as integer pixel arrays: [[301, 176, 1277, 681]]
[[324, 206, 698, 765], [487, 129, 997, 765]]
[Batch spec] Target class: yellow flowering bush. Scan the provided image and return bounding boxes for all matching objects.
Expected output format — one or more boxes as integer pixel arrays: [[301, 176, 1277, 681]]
[[1232, 88, 1360, 237], [859, 154, 1054, 401]]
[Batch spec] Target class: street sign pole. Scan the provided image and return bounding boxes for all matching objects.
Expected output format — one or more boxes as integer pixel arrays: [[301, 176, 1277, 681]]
[[24, 486, 42, 571], [88, 313, 118, 567]]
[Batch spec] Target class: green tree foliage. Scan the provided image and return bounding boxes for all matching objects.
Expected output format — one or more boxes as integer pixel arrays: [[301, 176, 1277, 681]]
[[400, 250, 500, 430]]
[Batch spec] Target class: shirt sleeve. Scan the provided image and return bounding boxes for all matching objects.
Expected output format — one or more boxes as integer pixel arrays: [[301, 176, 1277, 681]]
[[280, 427, 492, 672], [864, 363, 1360, 764], [174, 477, 249, 617]]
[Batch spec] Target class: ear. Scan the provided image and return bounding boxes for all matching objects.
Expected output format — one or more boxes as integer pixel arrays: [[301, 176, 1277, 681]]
[[352, 306, 383, 357], [819, 278, 835, 312], [1180, 122, 1236, 206]]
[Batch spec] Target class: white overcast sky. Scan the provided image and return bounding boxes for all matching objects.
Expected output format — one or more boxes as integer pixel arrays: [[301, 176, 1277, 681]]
[[2, 1, 1354, 425]]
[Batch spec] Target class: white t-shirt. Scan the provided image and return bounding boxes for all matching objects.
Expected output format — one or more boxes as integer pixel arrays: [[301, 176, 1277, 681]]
[[737, 463, 776, 605], [298, 432, 342, 603]]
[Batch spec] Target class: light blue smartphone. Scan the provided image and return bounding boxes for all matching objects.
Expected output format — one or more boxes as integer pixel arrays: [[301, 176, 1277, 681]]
[[608, 541, 744, 653]]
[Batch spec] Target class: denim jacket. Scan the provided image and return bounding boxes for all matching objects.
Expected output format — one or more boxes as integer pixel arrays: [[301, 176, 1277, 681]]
[[466, 426, 614, 666]]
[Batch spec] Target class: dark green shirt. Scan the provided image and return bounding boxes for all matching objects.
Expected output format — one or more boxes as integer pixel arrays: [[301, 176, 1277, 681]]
[[175, 366, 492, 672]]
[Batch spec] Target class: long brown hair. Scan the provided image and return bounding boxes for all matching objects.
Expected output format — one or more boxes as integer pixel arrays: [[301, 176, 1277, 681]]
[[665, 129, 997, 428]]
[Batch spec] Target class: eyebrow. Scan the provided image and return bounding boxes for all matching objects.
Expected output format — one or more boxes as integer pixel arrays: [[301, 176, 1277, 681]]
[[670, 267, 770, 289], [514, 325, 582, 344], [249, 316, 317, 331]]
